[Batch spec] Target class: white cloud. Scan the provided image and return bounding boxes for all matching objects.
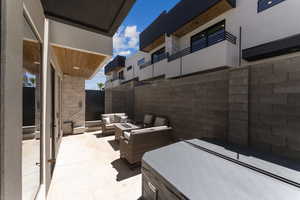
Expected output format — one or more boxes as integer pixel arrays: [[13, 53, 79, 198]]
[[113, 26, 126, 51], [113, 25, 140, 56], [124, 26, 139, 49], [118, 50, 132, 56], [85, 25, 140, 90]]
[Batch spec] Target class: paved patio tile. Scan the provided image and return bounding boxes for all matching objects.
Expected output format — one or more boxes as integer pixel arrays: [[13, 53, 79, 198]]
[[47, 132, 141, 200]]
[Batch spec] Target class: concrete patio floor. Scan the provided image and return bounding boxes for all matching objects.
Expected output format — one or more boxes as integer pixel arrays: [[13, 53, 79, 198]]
[[47, 132, 142, 200]]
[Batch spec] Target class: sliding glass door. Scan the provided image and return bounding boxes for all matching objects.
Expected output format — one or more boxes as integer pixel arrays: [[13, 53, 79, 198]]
[[22, 15, 42, 200]]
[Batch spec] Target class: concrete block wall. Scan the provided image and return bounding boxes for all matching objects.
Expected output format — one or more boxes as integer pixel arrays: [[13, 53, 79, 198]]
[[105, 56, 300, 160], [62, 75, 85, 134], [228, 67, 249, 146], [249, 57, 300, 160], [134, 70, 229, 140], [105, 81, 136, 119]]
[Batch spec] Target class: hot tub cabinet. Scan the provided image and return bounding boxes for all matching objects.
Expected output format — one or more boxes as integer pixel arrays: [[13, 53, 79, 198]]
[[141, 139, 300, 200]]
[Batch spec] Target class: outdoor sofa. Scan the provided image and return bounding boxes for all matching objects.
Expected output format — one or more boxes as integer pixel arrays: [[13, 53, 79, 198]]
[[119, 116, 173, 165], [101, 113, 128, 135]]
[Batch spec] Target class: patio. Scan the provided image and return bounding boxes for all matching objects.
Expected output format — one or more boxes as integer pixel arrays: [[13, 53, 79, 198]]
[[47, 132, 141, 200]]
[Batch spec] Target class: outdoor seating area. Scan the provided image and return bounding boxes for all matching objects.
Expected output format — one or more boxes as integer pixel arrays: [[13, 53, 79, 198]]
[[46, 112, 300, 200], [100, 113, 174, 165], [101, 113, 129, 135]]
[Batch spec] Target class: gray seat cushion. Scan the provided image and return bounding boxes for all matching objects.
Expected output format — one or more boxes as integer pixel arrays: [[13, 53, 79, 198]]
[[144, 114, 154, 126], [154, 117, 168, 127]]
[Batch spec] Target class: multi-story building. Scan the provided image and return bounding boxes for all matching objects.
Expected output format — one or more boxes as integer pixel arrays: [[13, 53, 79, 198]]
[[105, 0, 300, 86]]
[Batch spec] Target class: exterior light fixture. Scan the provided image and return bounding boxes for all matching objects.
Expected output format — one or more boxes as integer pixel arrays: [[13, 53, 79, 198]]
[[268, 1, 273, 4]]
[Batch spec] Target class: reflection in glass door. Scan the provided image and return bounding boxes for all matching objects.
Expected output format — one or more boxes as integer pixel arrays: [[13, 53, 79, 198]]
[[22, 15, 42, 200]]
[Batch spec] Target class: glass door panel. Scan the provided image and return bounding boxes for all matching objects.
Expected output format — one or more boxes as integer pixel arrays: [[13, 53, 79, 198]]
[[22, 16, 42, 200]]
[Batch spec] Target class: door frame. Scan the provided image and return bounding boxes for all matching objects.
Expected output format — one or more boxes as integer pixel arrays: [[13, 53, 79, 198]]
[[50, 65, 56, 175]]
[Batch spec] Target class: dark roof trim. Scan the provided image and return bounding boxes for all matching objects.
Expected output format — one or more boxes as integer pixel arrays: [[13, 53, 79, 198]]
[[139, 0, 235, 51], [243, 33, 300, 61], [166, 0, 235, 36], [40, 0, 136, 37], [104, 56, 126, 74], [139, 11, 168, 51]]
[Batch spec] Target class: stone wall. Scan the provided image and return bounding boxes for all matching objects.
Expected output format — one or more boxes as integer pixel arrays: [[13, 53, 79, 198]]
[[62, 75, 85, 134]]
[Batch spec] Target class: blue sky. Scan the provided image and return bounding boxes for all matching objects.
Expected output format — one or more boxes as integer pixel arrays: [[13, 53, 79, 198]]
[[85, 0, 180, 90]]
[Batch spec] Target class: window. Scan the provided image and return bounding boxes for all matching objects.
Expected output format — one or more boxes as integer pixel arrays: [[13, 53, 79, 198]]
[[151, 47, 166, 63], [118, 71, 124, 80], [191, 20, 225, 52], [191, 32, 207, 52], [127, 66, 132, 71], [258, 0, 286, 12], [137, 58, 145, 66]]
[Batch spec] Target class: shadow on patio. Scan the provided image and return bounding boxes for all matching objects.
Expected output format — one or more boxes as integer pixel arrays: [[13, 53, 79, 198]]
[[111, 158, 141, 182], [47, 132, 142, 200]]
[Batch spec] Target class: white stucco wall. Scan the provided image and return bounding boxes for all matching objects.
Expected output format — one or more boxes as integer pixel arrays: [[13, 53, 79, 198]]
[[182, 41, 234, 75], [50, 21, 113, 57], [153, 59, 168, 78], [166, 59, 181, 78], [139, 65, 154, 81], [123, 51, 148, 82]]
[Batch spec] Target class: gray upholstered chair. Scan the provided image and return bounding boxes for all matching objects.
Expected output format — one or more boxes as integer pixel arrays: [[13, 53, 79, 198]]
[[120, 116, 173, 165], [139, 114, 155, 128]]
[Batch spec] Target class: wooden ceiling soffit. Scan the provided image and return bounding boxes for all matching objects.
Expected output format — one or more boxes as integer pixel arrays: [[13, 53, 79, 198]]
[[174, 0, 233, 37], [142, 35, 165, 53], [23, 39, 41, 74], [51, 45, 106, 79]]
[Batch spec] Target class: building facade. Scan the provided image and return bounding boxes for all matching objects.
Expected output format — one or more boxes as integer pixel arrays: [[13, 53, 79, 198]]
[[105, 0, 300, 84], [104, 0, 300, 161]]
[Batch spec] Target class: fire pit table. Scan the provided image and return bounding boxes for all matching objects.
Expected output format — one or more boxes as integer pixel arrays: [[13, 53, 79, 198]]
[[114, 123, 140, 141]]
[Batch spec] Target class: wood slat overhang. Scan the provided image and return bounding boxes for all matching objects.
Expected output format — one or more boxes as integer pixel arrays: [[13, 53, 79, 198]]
[[141, 35, 165, 53], [173, 0, 233, 37], [51, 45, 107, 79]]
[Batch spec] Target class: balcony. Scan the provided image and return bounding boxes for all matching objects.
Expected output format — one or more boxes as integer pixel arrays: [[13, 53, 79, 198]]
[[139, 60, 153, 81], [104, 56, 126, 75], [105, 80, 112, 89], [166, 30, 236, 78], [153, 53, 168, 78], [112, 78, 124, 87], [138, 53, 168, 81], [105, 77, 124, 89], [139, 31, 236, 80]]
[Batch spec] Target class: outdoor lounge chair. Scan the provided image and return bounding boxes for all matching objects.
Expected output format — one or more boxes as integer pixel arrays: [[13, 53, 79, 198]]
[[119, 116, 173, 165], [101, 113, 128, 135], [134, 113, 155, 128]]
